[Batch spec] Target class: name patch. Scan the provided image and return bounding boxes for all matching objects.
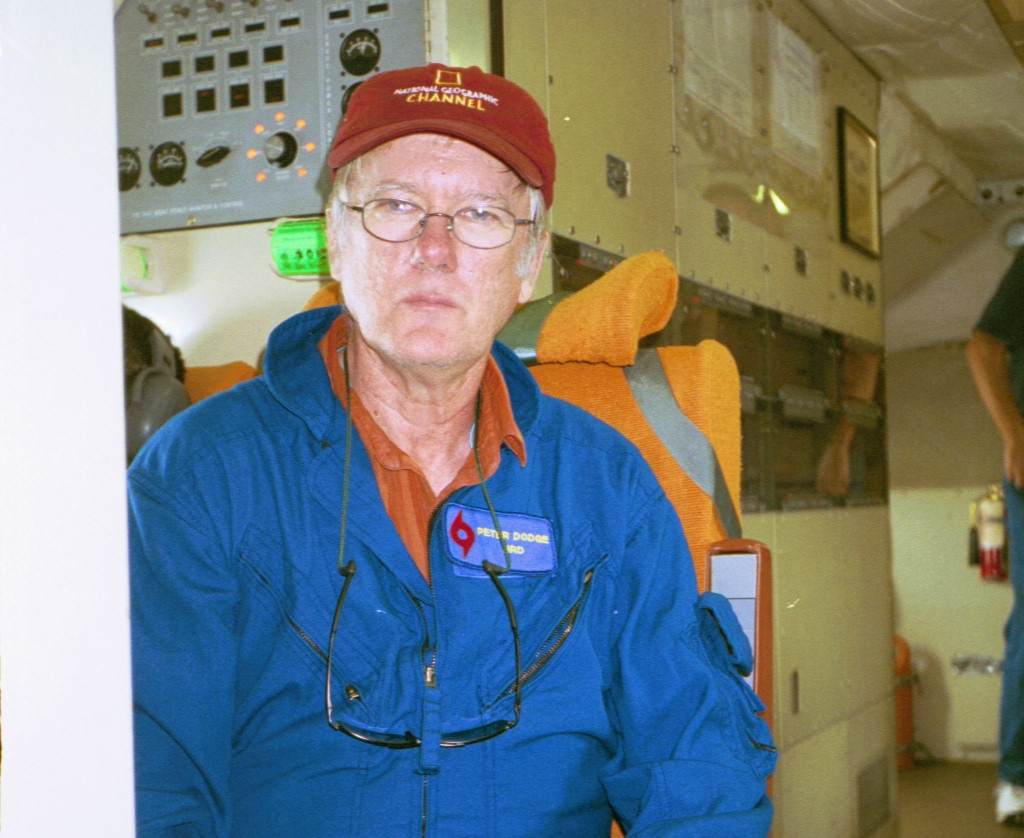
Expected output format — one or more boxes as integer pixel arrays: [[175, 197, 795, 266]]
[[443, 504, 557, 577]]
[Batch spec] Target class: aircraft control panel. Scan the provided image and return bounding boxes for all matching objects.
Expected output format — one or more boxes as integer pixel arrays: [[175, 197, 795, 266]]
[[115, 0, 426, 233]]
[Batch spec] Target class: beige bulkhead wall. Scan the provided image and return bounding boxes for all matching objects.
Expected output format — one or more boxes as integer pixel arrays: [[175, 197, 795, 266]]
[[502, 1, 895, 836]]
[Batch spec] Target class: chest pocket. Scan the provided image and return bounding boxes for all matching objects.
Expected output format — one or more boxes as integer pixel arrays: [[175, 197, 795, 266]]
[[237, 523, 425, 721]]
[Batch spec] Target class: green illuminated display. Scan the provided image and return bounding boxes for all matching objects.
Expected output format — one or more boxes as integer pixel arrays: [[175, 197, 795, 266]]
[[270, 217, 331, 278]]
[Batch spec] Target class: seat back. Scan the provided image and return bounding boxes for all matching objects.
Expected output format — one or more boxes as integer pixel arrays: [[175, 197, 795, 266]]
[[528, 343, 772, 705], [530, 341, 740, 589], [184, 360, 257, 403]]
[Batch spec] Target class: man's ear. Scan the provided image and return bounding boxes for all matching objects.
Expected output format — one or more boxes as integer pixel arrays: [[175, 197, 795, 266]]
[[518, 230, 548, 305], [325, 207, 343, 281]]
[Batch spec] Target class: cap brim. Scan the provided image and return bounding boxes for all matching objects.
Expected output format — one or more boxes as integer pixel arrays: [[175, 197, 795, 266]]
[[327, 119, 544, 190]]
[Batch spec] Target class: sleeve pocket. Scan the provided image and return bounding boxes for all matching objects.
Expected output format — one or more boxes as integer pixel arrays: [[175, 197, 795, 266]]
[[695, 591, 777, 777]]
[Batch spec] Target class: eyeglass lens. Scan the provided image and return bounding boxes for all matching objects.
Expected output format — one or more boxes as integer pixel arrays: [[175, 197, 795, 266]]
[[351, 199, 529, 249]]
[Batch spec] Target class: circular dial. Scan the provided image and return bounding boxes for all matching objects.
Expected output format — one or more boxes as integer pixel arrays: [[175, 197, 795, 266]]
[[118, 147, 141, 192], [340, 82, 362, 116], [263, 132, 298, 168], [340, 29, 381, 76], [149, 142, 187, 187]]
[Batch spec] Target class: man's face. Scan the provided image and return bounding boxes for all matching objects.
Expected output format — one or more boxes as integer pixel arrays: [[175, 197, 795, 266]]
[[328, 133, 545, 374]]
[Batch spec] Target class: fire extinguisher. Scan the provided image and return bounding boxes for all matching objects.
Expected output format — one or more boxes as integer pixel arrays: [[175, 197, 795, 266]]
[[974, 484, 1007, 581], [893, 635, 915, 770]]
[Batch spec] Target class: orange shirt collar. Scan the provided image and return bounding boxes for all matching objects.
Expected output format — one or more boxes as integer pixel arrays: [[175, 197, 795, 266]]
[[317, 314, 527, 472]]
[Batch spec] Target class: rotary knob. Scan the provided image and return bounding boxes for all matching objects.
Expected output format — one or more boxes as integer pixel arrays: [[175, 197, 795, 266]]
[[263, 131, 298, 168]]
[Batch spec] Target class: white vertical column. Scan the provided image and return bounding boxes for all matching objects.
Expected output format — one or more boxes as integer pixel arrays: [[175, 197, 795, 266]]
[[0, 1, 136, 833]]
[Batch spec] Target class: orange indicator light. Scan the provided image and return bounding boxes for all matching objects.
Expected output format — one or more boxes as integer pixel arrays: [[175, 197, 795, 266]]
[[296, 119, 307, 130], [246, 149, 259, 159], [275, 111, 285, 122], [256, 172, 267, 183], [297, 167, 308, 177], [254, 123, 265, 134], [304, 142, 315, 152]]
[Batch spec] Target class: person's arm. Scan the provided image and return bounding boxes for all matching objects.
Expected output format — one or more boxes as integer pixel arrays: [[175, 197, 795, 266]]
[[129, 468, 239, 837], [816, 347, 881, 496], [966, 328, 1024, 487], [600, 495, 775, 836]]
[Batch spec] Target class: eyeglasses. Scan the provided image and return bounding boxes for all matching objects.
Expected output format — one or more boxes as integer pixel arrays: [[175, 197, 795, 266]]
[[346, 199, 534, 249], [325, 558, 522, 749], [327, 377, 522, 748]]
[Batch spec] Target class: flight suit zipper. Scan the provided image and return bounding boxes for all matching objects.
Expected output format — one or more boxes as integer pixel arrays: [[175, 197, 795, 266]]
[[421, 775, 429, 838], [496, 564, 597, 701]]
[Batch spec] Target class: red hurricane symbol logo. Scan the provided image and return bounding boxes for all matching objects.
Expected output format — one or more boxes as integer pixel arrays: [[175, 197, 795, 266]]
[[449, 510, 475, 558]]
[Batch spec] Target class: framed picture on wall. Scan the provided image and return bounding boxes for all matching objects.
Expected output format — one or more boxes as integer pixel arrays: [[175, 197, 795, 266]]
[[837, 107, 881, 258]]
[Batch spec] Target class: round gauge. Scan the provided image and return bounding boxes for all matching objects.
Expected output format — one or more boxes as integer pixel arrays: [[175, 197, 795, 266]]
[[340, 29, 381, 76], [341, 82, 362, 116], [118, 147, 141, 192], [149, 141, 187, 187]]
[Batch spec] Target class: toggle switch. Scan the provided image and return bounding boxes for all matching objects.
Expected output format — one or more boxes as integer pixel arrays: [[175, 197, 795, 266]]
[[197, 145, 231, 168]]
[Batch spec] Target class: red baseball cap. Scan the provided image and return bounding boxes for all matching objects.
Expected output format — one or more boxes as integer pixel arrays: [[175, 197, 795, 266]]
[[327, 64, 556, 207]]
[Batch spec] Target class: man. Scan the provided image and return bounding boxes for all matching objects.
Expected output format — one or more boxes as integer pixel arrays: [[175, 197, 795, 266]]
[[129, 63, 774, 837], [966, 246, 1024, 825]]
